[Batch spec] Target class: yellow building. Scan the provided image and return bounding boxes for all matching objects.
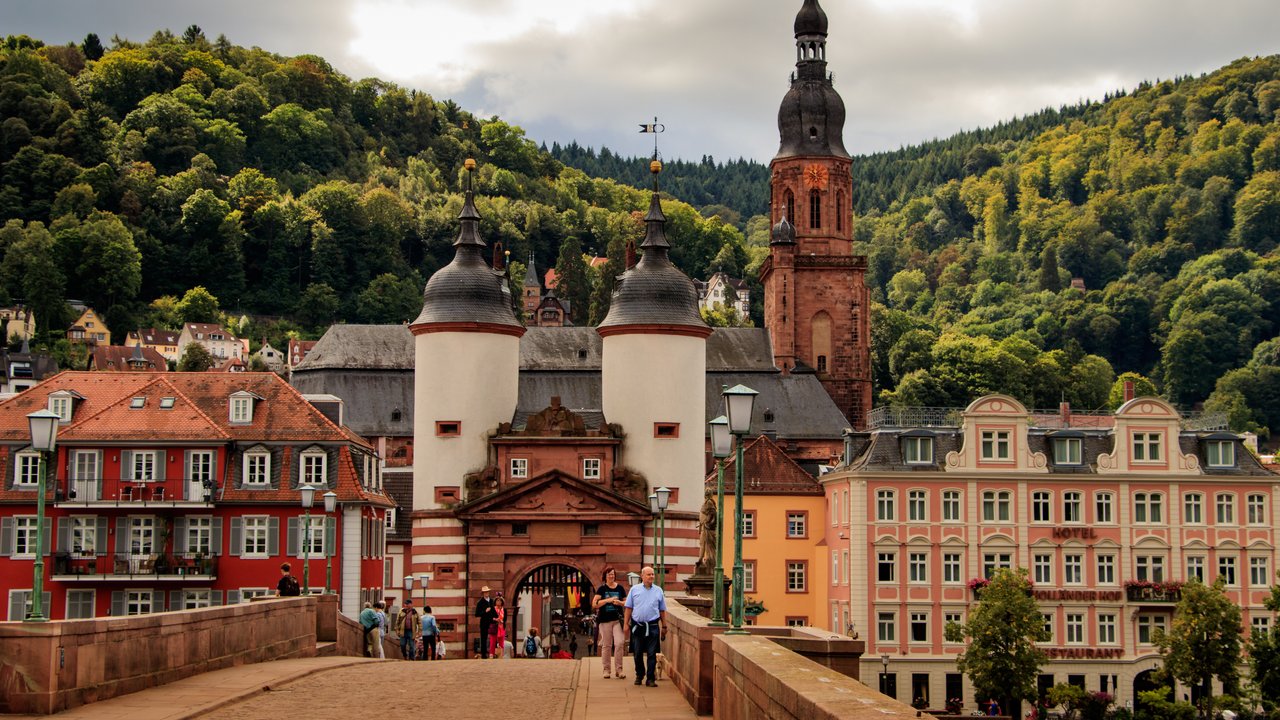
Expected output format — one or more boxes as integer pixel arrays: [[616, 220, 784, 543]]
[[712, 435, 829, 628], [67, 307, 110, 346]]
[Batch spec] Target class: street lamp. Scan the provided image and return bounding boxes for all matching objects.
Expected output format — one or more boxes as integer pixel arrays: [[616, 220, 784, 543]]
[[723, 384, 757, 635], [24, 409, 59, 623], [300, 484, 316, 595], [419, 574, 430, 606], [323, 491, 336, 593], [404, 575, 414, 603], [653, 487, 670, 589], [627, 570, 640, 587], [708, 415, 731, 627]]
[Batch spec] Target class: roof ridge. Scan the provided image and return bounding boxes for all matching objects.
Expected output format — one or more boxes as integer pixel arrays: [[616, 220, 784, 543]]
[[273, 373, 373, 449], [159, 375, 232, 439], [62, 374, 169, 430]]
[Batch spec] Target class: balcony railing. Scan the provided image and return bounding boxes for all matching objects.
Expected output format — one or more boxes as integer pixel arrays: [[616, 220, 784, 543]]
[[1124, 581, 1183, 603], [50, 552, 219, 581], [867, 406, 1229, 431], [53, 476, 216, 507]]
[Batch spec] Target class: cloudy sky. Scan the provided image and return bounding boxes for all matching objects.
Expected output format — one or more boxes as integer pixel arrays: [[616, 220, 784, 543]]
[[6, 0, 1280, 163]]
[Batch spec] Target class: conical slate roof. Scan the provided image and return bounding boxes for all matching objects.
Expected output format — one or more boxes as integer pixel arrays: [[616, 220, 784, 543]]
[[794, 0, 829, 36], [412, 183, 522, 330], [776, 0, 849, 160], [598, 176, 708, 333]]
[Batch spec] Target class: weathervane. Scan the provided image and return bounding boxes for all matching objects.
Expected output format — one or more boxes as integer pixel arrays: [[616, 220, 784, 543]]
[[638, 116, 665, 162]]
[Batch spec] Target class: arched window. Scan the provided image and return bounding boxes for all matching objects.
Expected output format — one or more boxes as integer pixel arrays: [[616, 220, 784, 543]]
[[784, 190, 795, 223], [811, 311, 832, 374], [810, 190, 821, 229], [836, 191, 844, 232]]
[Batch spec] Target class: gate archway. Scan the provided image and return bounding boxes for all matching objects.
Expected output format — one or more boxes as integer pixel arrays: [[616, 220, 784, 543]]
[[512, 562, 597, 655]]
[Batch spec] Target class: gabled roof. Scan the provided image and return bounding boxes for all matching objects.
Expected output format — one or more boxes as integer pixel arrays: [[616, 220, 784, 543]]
[[130, 328, 180, 345], [712, 434, 823, 494], [455, 469, 649, 520], [87, 345, 167, 371]]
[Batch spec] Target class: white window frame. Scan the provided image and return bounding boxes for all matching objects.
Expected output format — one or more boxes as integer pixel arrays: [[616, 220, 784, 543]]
[[903, 436, 933, 464], [983, 552, 1013, 578], [1137, 614, 1166, 644], [1064, 553, 1083, 584], [13, 516, 39, 558], [1042, 613, 1054, 642], [1053, 437, 1082, 465], [786, 561, 807, 592], [581, 458, 601, 480], [242, 516, 270, 558], [877, 552, 896, 583], [908, 552, 928, 583], [244, 452, 271, 485], [907, 489, 927, 522], [14, 452, 41, 487], [740, 511, 755, 537], [1065, 613, 1085, 644], [71, 515, 97, 556], [1184, 493, 1204, 524], [1136, 555, 1166, 583], [877, 611, 896, 642], [909, 612, 928, 643], [876, 489, 895, 521], [510, 458, 528, 479], [1247, 494, 1267, 526], [743, 560, 755, 593], [1132, 432, 1162, 462], [1216, 493, 1236, 525], [300, 451, 327, 487], [126, 589, 154, 616], [130, 450, 158, 482], [786, 512, 807, 538], [1218, 556, 1237, 586], [980, 429, 1011, 460], [943, 553, 962, 584], [186, 516, 213, 555], [942, 490, 961, 522], [230, 395, 253, 423], [1032, 491, 1052, 523], [183, 589, 212, 609], [1063, 492, 1082, 523], [1249, 557, 1269, 587], [1095, 492, 1114, 524], [1134, 492, 1163, 524], [239, 587, 270, 602], [1254, 616, 1272, 637], [1206, 440, 1234, 468], [298, 515, 325, 557], [982, 490, 1012, 522], [1187, 555, 1205, 582], [1097, 554, 1116, 585], [1098, 613, 1117, 644], [49, 394, 72, 422], [1033, 553, 1053, 585]]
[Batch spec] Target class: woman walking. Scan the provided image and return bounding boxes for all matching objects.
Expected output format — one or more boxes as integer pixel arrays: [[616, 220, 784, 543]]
[[592, 567, 627, 679], [420, 605, 440, 660], [488, 597, 508, 659]]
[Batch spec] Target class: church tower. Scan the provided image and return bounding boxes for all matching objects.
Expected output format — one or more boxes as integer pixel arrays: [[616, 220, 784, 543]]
[[761, 0, 872, 429], [521, 253, 540, 324]]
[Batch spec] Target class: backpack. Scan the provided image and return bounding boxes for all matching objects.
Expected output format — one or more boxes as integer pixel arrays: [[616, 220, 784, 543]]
[[525, 635, 538, 657], [280, 575, 300, 596]]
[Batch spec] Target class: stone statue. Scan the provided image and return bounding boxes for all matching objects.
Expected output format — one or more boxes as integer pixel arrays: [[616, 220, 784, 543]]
[[695, 489, 718, 574]]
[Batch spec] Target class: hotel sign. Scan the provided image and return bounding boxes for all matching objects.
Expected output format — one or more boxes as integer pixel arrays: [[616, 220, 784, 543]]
[[1046, 647, 1124, 660], [1033, 589, 1123, 602], [1051, 527, 1098, 540]]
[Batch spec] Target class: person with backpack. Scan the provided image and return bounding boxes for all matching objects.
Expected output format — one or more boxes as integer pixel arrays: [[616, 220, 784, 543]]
[[592, 566, 627, 679], [524, 628, 541, 658], [358, 602, 379, 658], [421, 605, 441, 660], [394, 599, 421, 660], [276, 563, 301, 597]]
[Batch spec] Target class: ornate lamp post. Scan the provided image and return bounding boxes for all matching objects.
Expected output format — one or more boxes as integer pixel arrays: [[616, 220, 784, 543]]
[[24, 409, 59, 623], [300, 484, 316, 595], [419, 574, 430, 606], [722, 384, 757, 635], [655, 487, 670, 588], [707, 414, 731, 626], [880, 653, 890, 695], [403, 575, 414, 607], [648, 493, 659, 569], [323, 491, 336, 593]]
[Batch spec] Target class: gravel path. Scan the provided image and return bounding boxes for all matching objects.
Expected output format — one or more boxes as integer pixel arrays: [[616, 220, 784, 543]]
[[199, 659, 580, 720]]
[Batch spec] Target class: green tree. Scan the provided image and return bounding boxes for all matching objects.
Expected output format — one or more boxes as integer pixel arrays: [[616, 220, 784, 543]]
[[1153, 578, 1243, 720], [1, 221, 69, 335], [81, 33, 104, 61], [553, 235, 590, 324], [177, 342, 214, 372], [944, 568, 1048, 713], [67, 211, 142, 315], [1108, 372, 1159, 410], [175, 286, 221, 324], [356, 272, 422, 324], [1248, 576, 1280, 713], [295, 282, 338, 332], [1038, 244, 1062, 292]]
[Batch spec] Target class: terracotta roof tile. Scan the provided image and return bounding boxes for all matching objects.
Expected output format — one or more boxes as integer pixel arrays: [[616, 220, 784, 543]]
[[708, 434, 822, 495]]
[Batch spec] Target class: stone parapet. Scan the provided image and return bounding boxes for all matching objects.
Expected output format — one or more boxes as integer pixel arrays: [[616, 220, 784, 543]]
[[0, 597, 320, 715]]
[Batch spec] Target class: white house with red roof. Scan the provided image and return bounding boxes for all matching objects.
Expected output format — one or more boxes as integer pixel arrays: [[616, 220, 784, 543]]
[[177, 323, 244, 364], [0, 371, 392, 620]]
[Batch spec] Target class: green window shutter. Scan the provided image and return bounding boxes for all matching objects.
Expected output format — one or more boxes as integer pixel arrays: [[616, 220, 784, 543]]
[[169, 590, 182, 611], [57, 517, 70, 553], [229, 518, 242, 557], [121, 451, 132, 481], [154, 452, 166, 481], [95, 517, 109, 556], [110, 591, 125, 616], [41, 517, 51, 554], [227, 590, 241, 605], [115, 518, 128, 554], [212, 518, 223, 555], [174, 518, 188, 554], [8, 590, 26, 621], [286, 517, 299, 557], [267, 517, 280, 556], [325, 516, 336, 557], [1, 517, 15, 556], [210, 590, 223, 606]]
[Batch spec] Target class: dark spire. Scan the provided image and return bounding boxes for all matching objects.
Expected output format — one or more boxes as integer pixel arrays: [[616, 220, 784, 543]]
[[776, 0, 849, 160], [771, 214, 796, 245], [524, 252, 539, 286], [411, 159, 523, 331], [639, 160, 671, 252]]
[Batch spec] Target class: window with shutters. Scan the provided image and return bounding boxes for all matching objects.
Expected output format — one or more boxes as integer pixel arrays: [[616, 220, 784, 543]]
[[243, 516, 269, 557], [129, 450, 158, 482], [298, 516, 325, 557], [66, 589, 95, 619], [71, 516, 97, 556], [301, 451, 326, 487], [240, 587, 269, 601], [244, 452, 270, 485], [14, 452, 41, 487], [14, 516, 39, 557], [126, 589, 153, 615], [186, 517, 212, 555], [183, 590, 211, 609], [8, 589, 50, 621]]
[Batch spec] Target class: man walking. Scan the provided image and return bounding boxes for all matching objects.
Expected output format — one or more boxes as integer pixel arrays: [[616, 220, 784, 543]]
[[395, 599, 421, 660], [623, 566, 667, 687], [474, 585, 497, 658], [276, 563, 300, 596]]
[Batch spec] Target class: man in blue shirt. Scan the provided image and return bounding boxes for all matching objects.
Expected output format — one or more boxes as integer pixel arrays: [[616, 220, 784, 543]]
[[623, 566, 667, 687]]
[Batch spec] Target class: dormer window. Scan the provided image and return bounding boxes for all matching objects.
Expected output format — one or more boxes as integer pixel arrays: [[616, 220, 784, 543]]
[[980, 429, 1011, 461], [300, 448, 327, 486], [49, 393, 72, 422], [160, 397, 175, 409], [229, 392, 261, 424], [1132, 432, 1162, 462], [901, 433, 933, 464], [1051, 434, 1083, 465], [130, 397, 146, 409], [1205, 438, 1235, 468]]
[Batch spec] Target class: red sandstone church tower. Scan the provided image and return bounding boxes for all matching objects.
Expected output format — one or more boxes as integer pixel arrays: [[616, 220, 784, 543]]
[[761, 0, 872, 429]]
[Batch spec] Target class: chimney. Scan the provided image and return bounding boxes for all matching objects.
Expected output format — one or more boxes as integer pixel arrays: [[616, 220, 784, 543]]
[[842, 428, 856, 466], [1058, 401, 1071, 426], [625, 239, 637, 269], [1123, 381, 1135, 403]]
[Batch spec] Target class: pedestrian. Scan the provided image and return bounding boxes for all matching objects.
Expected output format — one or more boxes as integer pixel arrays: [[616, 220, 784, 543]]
[[395, 599, 421, 660], [488, 596, 507, 659], [421, 605, 440, 660], [370, 601, 387, 659], [592, 566, 627, 679], [524, 628, 541, 658], [987, 698, 1001, 716], [276, 562, 300, 596], [569, 636, 578, 658], [474, 585, 497, 658], [623, 566, 667, 687], [358, 602, 378, 658]]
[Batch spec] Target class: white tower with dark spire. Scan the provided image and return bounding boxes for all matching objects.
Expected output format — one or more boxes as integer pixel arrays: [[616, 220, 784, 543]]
[[599, 160, 710, 583]]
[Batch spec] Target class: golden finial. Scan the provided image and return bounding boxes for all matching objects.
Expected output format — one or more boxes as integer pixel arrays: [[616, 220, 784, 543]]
[[464, 157, 477, 171], [650, 159, 662, 175]]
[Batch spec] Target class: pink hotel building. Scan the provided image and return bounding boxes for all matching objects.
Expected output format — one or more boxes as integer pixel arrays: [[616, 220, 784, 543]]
[[822, 394, 1278, 712]]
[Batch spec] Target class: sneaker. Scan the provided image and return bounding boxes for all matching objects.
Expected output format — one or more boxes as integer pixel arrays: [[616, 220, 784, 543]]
[[634, 678, 643, 686], [603, 672, 611, 679], [645, 679, 658, 687], [616, 673, 626, 679]]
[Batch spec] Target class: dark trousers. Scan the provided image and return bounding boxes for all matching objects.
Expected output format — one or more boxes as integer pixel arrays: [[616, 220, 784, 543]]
[[401, 631, 415, 660], [422, 634, 438, 660], [479, 622, 491, 658], [631, 621, 660, 681]]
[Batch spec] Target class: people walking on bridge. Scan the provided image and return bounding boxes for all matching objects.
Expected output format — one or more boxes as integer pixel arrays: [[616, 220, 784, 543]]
[[370, 601, 387, 659], [488, 596, 508, 659], [593, 566, 627, 679], [623, 566, 667, 687], [276, 562, 300, 596], [475, 586, 497, 658], [420, 605, 440, 660], [395, 599, 421, 660], [359, 602, 378, 658]]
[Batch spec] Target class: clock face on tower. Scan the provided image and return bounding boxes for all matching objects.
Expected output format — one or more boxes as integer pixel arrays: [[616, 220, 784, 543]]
[[804, 164, 829, 189]]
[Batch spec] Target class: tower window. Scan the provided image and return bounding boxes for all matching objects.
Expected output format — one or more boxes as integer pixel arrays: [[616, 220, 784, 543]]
[[435, 421, 460, 437], [836, 191, 844, 232], [809, 126, 818, 140], [785, 190, 795, 221], [810, 190, 821, 229], [816, 355, 827, 372]]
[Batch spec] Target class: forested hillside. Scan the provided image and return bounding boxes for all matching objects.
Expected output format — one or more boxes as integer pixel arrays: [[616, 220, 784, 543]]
[[858, 56, 1280, 437], [0, 28, 751, 367]]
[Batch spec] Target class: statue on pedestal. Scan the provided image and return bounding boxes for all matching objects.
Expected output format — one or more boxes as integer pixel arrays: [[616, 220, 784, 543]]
[[695, 488, 717, 575]]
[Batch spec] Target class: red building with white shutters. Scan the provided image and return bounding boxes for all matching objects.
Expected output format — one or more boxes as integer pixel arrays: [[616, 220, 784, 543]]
[[0, 371, 392, 620]]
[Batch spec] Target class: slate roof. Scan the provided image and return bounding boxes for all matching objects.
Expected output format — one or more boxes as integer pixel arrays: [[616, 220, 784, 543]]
[[383, 467, 414, 537], [294, 325, 414, 371], [292, 370, 414, 437], [705, 373, 850, 439], [711, 434, 824, 495]]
